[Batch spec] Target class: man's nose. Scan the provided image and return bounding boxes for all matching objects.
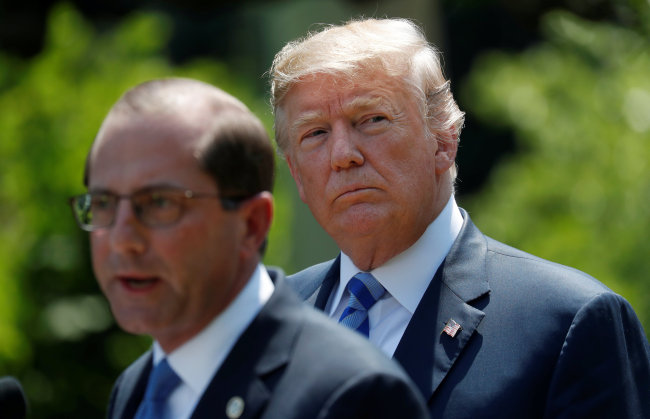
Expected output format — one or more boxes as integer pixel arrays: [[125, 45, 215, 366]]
[[330, 123, 365, 171]]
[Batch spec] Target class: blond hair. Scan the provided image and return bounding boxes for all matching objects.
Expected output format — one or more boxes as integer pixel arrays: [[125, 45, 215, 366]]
[[269, 17, 465, 173]]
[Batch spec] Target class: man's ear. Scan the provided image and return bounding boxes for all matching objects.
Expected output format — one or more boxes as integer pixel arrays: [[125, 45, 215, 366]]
[[434, 130, 458, 175], [239, 191, 273, 258], [285, 154, 307, 202]]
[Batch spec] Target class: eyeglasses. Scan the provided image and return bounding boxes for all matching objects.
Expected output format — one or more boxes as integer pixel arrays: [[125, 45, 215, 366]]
[[69, 187, 248, 232]]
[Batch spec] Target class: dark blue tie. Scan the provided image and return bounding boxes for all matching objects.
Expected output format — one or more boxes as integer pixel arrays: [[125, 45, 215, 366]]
[[338, 272, 386, 337], [135, 358, 181, 419]]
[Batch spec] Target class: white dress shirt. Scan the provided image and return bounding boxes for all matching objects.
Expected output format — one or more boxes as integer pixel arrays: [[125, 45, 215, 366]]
[[150, 264, 274, 419], [327, 196, 463, 357]]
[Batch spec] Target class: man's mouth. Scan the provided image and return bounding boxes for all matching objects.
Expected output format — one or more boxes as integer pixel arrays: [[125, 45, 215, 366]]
[[336, 186, 376, 201], [119, 276, 160, 291]]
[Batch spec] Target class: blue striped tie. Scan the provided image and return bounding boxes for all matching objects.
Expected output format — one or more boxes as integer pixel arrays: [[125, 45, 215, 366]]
[[338, 272, 385, 337], [135, 358, 181, 419]]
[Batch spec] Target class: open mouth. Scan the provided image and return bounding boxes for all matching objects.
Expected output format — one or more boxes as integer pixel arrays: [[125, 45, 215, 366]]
[[119, 277, 160, 291]]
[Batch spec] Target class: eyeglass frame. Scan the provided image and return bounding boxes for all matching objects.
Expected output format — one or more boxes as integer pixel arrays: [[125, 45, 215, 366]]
[[68, 186, 251, 232]]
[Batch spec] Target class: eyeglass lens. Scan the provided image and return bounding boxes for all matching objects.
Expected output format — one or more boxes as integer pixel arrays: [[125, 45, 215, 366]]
[[71, 189, 187, 230]]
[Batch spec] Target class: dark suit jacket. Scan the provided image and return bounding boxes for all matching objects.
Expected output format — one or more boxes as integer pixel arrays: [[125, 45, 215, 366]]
[[107, 269, 428, 419], [288, 209, 650, 418]]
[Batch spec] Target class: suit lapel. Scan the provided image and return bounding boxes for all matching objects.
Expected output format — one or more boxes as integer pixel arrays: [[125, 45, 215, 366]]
[[393, 268, 486, 400], [393, 209, 490, 402], [191, 272, 301, 419], [293, 210, 491, 403], [312, 256, 340, 309], [285, 258, 340, 307], [110, 351, 152, 419]]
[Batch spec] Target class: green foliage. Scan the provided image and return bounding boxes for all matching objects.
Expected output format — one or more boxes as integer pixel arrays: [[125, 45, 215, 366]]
[[0, 3, 292, 417], [462, 9, 650, 336]]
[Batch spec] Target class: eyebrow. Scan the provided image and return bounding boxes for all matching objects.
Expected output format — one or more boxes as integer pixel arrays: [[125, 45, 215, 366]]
[[289, 95, 392, 134], [289, 110, 325, 134], [347, 95, 387, 111], [87, 183, 184, 194]]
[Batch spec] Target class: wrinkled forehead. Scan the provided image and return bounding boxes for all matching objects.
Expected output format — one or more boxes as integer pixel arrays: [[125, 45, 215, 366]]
[[279, 66, 412, 114], [278, 58, 409, 101], [277, 68, 413, 116], [273, 69, 419, 154]]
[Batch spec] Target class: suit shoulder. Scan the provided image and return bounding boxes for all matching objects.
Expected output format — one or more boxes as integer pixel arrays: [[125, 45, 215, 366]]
[[289, 259, 336, 281], [276, 304, 428, 418], [484, 235, 612, 297], [286, 259, 337, 299], [315, 368, 429, 419]]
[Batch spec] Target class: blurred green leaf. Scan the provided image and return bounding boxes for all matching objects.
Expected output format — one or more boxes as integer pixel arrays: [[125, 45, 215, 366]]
[[463, 9, 650, 336], [0, 3, 293, 417]]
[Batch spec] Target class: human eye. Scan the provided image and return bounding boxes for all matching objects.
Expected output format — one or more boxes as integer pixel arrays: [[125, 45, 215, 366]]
[[86, 192, 117, 226], [303, 128, 327, 140], [90, 193, 116, 212], [368, 115, 387, 123], [143, 190, 179, 209], [298, 127, 329, 149], [358, 113, 390, 134], [135, 189, 182, 225], [362, 114, 389, 124]]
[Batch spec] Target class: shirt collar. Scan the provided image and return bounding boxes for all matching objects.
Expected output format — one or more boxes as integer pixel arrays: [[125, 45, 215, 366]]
[[339, 196, 463, 314], [152, 263, 274, 395]]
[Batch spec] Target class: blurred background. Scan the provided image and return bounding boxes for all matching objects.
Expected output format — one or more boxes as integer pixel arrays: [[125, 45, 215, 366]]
[[0, 0, 648, 416]]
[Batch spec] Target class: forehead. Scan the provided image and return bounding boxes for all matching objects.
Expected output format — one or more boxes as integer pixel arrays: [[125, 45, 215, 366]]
[[283, 72, 408, 119], [279, 74, 417, 149], [88, 112, 211, 191]]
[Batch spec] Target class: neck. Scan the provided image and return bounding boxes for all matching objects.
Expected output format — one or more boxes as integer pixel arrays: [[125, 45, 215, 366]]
[[156, 257, 259, 354], [340, 231, 421, 271]]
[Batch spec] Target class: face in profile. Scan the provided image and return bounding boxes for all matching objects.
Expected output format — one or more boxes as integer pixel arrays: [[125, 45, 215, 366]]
[[87, 111, 247, 352], [282, 70, 451, 255]]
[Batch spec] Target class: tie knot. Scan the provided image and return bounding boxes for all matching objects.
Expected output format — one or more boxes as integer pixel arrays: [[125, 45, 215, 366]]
[[348, 272, 385, 309], [144, 359, 181, 402], [338, 272, 385, 337]]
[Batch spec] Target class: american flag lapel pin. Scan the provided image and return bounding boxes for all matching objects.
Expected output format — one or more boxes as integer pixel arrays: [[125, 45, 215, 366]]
[[226, 396, 245, 418], [442, 318, 462, 338]]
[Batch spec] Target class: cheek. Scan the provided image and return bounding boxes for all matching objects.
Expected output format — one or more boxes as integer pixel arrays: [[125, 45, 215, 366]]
[[89, 234, 109, 273], [171, 216, 240, 264], [303, 158, 334, 199], [156, 228, 202, 267], [89, 238, 116, 297], [175, 226, 241, 298], [300, 173, 330, 212], [293, 159, 329, 204]]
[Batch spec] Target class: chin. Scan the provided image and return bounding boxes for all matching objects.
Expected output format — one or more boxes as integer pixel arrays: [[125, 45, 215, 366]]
[[111, 307, 162, 337], [356, 204, 388, 222], [330, 218, 383, 239]]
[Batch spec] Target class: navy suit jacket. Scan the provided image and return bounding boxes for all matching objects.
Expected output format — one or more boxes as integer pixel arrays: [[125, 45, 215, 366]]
[[106, 269, 428, 419], [288, 209, 650, 418]]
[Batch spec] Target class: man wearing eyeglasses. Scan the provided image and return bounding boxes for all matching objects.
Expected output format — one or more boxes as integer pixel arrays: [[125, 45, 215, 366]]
[[70, 78, 428, 419]]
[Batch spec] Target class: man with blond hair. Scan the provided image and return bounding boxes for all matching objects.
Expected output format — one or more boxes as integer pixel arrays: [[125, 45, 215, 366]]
[[270, 18, 650, 417]]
